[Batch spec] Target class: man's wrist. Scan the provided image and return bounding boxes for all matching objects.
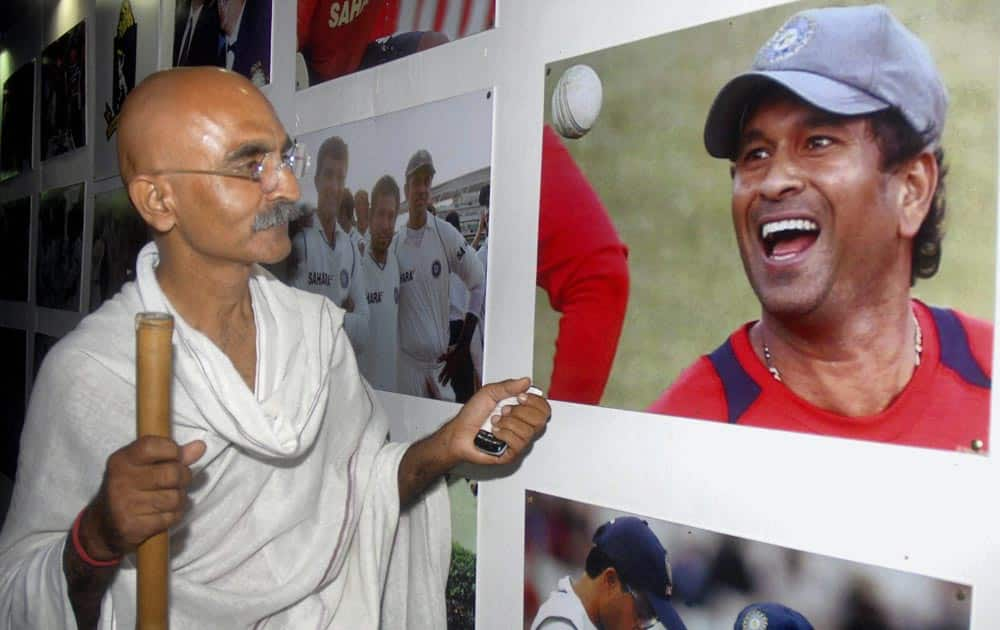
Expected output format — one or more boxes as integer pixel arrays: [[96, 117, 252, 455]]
[[77, 505, 120, 563], [434, 417, 465, 471]]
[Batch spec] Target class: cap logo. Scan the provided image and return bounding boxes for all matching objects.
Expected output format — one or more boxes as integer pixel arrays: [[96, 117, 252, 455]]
[[742, 608, 768, 630], [756, 15, 814, 65]]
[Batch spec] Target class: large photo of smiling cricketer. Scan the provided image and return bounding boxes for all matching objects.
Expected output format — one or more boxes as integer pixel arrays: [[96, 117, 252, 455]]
[[647, 3, 993, 452], [534, 0, 996, 451]]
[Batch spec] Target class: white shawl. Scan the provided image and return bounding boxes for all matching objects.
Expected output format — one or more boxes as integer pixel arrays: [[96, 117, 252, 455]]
[[0, 243, 450, 628]]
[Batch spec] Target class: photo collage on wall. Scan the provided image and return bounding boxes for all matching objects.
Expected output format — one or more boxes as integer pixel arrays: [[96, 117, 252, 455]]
[[36, 183, 84, 311], [0, 61, 34, 181], [90, 187, 149, 311], [40, 21, 87, 161], [101, 0, 138, 145], [533, 0, 997, 455], [296, 0, 495, 89], [1, 1, 998, 628]]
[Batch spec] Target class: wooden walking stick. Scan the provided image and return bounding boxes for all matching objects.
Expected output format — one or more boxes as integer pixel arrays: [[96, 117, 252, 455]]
[[135, 313, 174, 630]]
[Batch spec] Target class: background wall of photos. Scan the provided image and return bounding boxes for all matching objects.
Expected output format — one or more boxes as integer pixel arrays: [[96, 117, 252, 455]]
[[1, 0, 998, 628]]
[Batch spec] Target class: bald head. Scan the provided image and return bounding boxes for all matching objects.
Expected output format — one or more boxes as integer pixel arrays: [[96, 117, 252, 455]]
[[118, 67, 278, 182], [116, 67, 300, 270]]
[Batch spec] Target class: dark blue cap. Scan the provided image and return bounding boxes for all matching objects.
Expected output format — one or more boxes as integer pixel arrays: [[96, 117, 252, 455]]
[[734, 602, 814, 630], [593, 517, 687, 630]]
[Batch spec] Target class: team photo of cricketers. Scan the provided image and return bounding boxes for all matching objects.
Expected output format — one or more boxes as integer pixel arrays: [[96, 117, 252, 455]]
[[286, 89, 492, 404], [533, 0, 996, 453], [275, 92, 492, 410]]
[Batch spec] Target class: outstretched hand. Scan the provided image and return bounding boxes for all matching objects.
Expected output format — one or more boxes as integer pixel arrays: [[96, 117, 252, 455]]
[[446, 377, 551, 466], [397, 378, 551, 506]]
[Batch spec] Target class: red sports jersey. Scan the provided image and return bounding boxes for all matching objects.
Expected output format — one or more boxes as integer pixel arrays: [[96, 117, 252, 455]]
[[649, 301, 992, 452], [538, 125, 629, 405], [297, 0, 396, 82]]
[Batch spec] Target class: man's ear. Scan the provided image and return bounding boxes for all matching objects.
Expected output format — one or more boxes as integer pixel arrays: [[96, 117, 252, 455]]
[[128, 175, 176, 234], [896, 150, 937, 239], [602, 567, 621, 589]]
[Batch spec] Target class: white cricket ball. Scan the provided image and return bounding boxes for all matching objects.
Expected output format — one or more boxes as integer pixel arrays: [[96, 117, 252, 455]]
[[551, 64, 603, 139]]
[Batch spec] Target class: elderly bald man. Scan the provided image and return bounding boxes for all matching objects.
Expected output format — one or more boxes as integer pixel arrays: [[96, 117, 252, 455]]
[[0, 67, 550, 629]]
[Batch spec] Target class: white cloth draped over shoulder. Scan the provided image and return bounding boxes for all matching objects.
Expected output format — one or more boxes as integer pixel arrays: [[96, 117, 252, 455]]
[[0, 242, 450, 629]]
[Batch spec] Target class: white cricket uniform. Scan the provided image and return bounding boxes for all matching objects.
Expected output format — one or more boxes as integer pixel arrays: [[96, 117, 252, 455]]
[[349, 226, 367, 257], [289, 221, 370, 354], [530, 576, 598, 630], [360, 241, 400, 392], [394, 214, 484, 400]]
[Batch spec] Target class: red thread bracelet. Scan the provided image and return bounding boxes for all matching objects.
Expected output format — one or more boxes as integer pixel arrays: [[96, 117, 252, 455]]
[[71, 509, 121, 568]]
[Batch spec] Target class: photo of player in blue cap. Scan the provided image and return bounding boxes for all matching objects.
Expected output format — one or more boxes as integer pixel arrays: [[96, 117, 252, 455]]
[[530, 516, 686, 630]]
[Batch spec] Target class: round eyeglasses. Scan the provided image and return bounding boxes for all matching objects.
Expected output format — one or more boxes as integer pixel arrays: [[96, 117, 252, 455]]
[[142, 141, 311, 190]]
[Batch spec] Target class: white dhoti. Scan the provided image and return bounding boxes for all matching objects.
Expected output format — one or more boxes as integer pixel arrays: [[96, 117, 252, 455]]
[[0, 242, 449, 629]]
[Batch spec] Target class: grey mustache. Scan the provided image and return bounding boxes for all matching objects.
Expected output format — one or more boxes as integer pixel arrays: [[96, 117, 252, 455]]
[[252, 202, 310, 232]]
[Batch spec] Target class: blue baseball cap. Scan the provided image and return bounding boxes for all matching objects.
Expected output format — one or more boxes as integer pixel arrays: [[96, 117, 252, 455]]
[[593, 517, 687, 630], [734, 602, 814, 630], [704, 5, 948, 159]]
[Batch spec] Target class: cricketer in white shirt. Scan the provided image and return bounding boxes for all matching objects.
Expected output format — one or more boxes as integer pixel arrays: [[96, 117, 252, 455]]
[[360, 237, 400, 392], [289, 220, 370, 354], [395, 213, 484, 400]]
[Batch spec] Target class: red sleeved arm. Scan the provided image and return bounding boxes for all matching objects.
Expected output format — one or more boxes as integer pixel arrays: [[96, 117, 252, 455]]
[[543, 248, 628, 404], [537, 126, 629, 404]]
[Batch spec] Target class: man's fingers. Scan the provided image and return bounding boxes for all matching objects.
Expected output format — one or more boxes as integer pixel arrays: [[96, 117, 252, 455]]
[[483, 377, 531, 403], [146, 461, 193, 490], [510, 395, 551, 425], [147, 489, 187, 513], [127, 435, 182, 464], [180, 440, 207, 466], [492, 416, 537, 446], [132, 511, 185, 542]]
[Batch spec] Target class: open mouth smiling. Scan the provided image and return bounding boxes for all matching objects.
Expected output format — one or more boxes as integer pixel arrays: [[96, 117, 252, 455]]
[[760, 218, 820, 261]]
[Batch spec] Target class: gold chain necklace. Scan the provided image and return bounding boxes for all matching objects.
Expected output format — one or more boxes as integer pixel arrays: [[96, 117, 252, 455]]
[[762, 311, 923, 383]]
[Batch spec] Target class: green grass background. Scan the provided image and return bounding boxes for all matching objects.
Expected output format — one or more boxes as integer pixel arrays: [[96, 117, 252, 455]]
[[533, 0, 998, 411]]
